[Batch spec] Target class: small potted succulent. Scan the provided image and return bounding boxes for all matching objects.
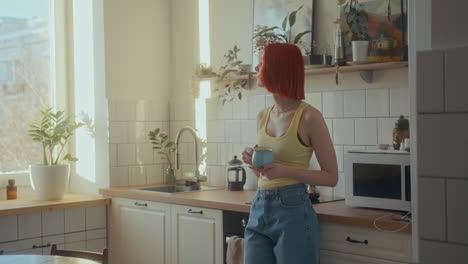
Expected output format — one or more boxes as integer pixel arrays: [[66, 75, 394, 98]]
[[340, 0, 370, 62], [28, 108, 92, 200], [148, 128, 176, 184]]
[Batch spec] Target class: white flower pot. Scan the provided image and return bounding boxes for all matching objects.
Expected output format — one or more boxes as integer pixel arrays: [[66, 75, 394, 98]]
[[29, 164, 70, 201], [352, 41, 369, 62]]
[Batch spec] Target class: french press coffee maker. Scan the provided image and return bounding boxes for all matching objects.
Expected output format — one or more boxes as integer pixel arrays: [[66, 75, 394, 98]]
[[227, 156, 246, 191]]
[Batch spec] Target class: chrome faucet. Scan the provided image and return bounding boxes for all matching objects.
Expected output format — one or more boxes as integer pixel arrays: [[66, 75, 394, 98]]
[[175, 126, 206, 183]]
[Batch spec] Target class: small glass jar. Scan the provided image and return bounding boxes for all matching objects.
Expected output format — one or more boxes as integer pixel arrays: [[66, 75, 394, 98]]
[[165, 167, 175, 185], [6, 179, 17, 200]]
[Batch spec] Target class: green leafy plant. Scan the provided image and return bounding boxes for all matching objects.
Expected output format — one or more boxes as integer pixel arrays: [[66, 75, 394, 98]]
[[28, 108, 91, 165], [216, 45, 249, 105], [193, 63, 217, 78], [148, 128, 176, 167], [252, 5, 312, 54], [341, 0, 370, 41]]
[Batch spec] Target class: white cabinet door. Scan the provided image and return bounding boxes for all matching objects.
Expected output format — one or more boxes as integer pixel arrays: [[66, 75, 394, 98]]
[[320, 249, 408, 264], [110, 198, 171, 264], [171, 205, 223, 264]]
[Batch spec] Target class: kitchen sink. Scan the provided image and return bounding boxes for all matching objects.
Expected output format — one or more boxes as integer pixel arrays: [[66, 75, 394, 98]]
[[136, 185, 222, 193]]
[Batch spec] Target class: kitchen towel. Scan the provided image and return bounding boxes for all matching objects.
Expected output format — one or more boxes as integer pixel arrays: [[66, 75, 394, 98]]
[[226, 236, 244, 264]]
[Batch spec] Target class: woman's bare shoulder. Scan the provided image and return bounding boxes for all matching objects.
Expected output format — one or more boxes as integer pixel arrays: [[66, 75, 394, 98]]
[[302, 105, 324, 124]]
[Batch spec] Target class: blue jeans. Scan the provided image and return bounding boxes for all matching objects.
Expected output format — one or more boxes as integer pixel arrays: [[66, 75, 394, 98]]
[[244, 184, 320, 264]]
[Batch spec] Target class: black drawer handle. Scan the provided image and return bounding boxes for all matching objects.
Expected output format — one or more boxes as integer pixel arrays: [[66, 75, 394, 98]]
[[134, 202, 148, 207], [32, 243, 51, 249], [346, 236, 368, 244], [188, 209, 203, 214]]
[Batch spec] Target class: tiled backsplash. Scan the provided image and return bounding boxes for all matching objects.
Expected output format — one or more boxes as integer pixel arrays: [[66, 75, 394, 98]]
[[108, 69, 410, 197], [200, 69, 409, 197], [108, 100, 170, 187]]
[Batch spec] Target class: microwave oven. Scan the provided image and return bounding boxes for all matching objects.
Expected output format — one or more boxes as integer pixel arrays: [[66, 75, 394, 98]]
[[344, 150, 411, 212]]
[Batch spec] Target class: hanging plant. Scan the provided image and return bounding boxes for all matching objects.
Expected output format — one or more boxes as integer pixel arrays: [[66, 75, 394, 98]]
[[215, 45, 249, 105]]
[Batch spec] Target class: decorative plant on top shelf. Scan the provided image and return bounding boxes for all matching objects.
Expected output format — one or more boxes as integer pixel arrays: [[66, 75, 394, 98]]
[[340, 0, 370, 41], [252, 5, 312, 55], [215, 45, 249, 105]]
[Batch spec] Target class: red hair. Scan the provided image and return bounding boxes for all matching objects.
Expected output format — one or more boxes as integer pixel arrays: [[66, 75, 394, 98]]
[[259, 43, 305, 100]]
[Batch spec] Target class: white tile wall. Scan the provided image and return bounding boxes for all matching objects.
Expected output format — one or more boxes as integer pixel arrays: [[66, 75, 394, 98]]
[[447, 179, 468, 244], [389, 88, 410, 116], [305, 92, 322, 112], [42, 210, 65, 236], [65, 208, 86, 233], [109, 122, 128, 143], [146, 165, 163, 184], [354, 118, 377, 145], [117, 144, 136, 166], [419, 177, 446, 241], [416, 50, 445, 113], [445, 46, 468, 112], [129, 166, 147, 186], [18, 213, 42, 239], [225, 120, 242, 143], [377, 118, 395, 145], [323, 92, 344, 118], [110, 167, 129, 187], [135, 144, 153, 165], [418, 114, 468, 178], [366, 89, 389, 117], [333, 119, 354, 144], [248, 95, 266, 120], [343, 90, 365, 117], [420, 240, 468, 264]]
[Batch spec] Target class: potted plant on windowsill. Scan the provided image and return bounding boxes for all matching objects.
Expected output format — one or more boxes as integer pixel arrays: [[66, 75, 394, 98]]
[[28, 108, 92, 200], [341, 0, 370, 62]]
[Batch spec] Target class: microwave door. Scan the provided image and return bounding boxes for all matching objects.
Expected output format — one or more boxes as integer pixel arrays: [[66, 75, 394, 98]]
[[353, 163, 402, 200]]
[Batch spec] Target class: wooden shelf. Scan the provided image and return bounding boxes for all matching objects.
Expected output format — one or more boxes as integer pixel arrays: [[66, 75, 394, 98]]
[[194, 61, 408, 84], [305, 61, 408, 76]]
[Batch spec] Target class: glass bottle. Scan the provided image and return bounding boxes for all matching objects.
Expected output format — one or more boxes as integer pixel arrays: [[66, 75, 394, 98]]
[[6, 179, 17, 200], [392, 115, 410, 150], [165, 166, 176, 185]]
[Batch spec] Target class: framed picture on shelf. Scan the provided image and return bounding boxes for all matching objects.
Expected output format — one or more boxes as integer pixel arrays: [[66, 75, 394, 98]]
[[340, 0, 408, 62], [252, 0, 315, 67]]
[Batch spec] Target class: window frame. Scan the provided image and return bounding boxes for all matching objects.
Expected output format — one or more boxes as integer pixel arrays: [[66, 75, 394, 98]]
[[0, 0, 72, 185]]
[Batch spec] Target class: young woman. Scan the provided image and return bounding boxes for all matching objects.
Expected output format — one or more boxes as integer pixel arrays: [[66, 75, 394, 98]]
[[242, 43, 338, 264]]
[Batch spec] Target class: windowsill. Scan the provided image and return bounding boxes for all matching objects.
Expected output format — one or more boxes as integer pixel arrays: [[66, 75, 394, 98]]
[[0, 193, 110, 216]]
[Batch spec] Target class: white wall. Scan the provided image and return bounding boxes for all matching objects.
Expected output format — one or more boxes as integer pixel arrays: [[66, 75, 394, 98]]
[[104, 0, 172, 187], [414, 0, 468, 263]]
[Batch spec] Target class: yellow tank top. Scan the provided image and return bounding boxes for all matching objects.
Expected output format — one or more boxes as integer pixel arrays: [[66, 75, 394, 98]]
[[257, 101, 313, 189]]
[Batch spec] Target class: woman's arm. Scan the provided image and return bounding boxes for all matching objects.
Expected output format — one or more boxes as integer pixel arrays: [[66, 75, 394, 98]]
[[241, 109, 267, 176], [261, 107, 338, 187]]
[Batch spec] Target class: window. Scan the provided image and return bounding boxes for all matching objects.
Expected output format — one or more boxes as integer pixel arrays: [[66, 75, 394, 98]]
[[0, 0, 53, 175]]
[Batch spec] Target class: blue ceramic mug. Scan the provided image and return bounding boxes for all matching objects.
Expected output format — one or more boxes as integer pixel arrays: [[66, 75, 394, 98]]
[[252, 146, 273, 169]]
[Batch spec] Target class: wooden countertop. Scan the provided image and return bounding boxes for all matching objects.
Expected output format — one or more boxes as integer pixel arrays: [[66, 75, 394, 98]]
[[100, 185, 411, 233], [0, 193, 111, 216]]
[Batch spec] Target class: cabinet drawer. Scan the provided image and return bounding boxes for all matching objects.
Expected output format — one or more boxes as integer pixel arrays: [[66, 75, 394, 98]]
[[320, 249, 408, 264], [320, 223, 411, 262]]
